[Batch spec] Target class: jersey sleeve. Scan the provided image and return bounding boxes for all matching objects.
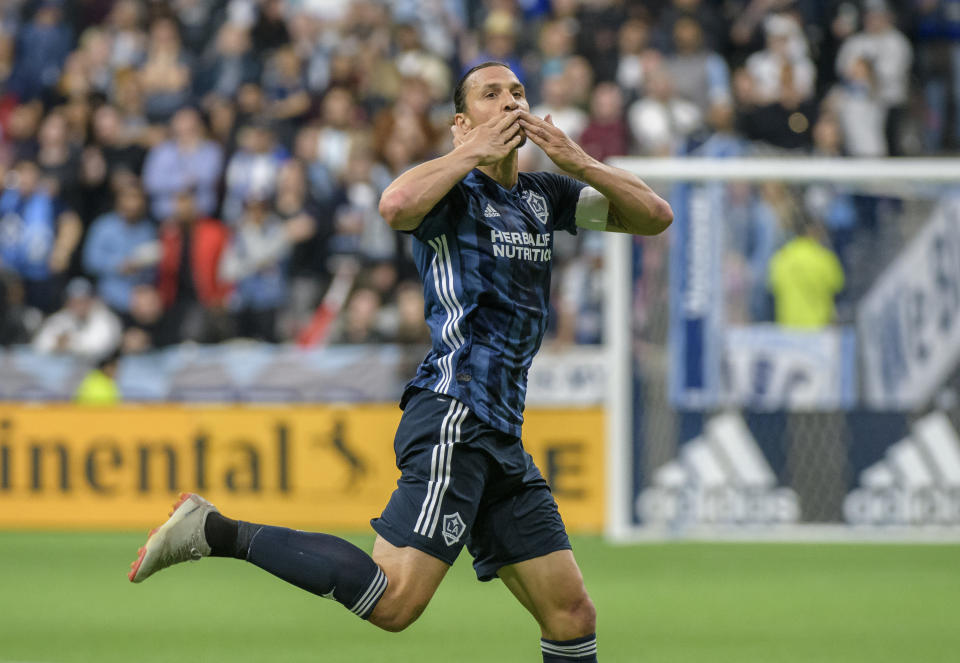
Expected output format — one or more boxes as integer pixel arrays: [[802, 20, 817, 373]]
[[404, 182, 467, 242], [534, 172, 587, 235]]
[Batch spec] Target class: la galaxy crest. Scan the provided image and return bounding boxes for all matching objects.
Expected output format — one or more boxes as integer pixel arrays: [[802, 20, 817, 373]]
[[523, 190, 549, 225], [441, 512, 466, 546]]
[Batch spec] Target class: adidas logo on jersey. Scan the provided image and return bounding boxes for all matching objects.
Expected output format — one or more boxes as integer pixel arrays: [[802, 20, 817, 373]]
[[844, 412, 960, 526], [484, 204, 501, 218], [637, 413, 799, 527]]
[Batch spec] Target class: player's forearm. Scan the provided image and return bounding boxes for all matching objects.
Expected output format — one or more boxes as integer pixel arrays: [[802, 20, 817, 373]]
[[379, 146, 480, 231], [577, 160, 673, 236]]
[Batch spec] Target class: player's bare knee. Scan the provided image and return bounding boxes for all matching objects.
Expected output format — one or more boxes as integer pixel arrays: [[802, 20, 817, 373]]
[[369, 597, 428, 633], [571, 594, 597, 634], [544, 593, 596, 639]]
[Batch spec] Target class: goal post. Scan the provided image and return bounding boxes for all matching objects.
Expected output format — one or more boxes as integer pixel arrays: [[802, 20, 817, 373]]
[[603, 157, 960, 542]]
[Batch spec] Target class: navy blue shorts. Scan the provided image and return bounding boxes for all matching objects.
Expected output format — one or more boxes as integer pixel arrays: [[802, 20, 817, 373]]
[[371, 388, 571, 581]]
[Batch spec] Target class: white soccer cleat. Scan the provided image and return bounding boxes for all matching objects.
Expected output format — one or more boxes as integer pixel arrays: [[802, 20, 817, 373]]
[[128, 492, 217, 583]]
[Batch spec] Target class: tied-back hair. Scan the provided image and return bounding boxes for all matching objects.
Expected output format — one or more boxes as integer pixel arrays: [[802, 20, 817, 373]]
[[453, 61, 510, 114]]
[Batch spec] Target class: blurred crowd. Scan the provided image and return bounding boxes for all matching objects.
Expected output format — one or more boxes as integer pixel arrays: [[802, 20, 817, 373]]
[[0, 0, 954, 362]]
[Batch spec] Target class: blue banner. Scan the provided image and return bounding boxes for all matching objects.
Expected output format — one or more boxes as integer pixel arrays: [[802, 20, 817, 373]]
[[668, 183, 726, 408]]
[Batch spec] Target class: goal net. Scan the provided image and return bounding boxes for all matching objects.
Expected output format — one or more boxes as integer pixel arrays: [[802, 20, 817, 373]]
[[603, 157, 960, 542]]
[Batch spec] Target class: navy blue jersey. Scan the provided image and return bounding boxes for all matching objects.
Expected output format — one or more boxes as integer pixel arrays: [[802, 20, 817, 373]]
[[402, 169, 587, 436]]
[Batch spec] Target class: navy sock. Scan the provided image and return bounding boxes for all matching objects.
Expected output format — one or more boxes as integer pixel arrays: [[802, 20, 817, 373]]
[[541, 634, 598, 662], [237, 523, 387, 619]]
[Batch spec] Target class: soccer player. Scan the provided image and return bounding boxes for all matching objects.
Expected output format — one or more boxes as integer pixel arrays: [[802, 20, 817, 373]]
[[128, 62, 672, 662]]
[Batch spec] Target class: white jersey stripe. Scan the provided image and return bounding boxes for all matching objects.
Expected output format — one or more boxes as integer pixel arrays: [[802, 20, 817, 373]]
[[414, 443, 441, 534], [438, 235, 466, 346], [413, 399, 457, 533], [420, 401, 464, 535], [427, 402, 469, 537], [427, 241, 455, 353], [427, 238, 462, 392], [427, 252, 452, 392], [415, 399, 460, 535]]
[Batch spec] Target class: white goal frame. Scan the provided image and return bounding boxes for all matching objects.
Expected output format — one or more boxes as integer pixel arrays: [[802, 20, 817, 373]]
[[603, 157, 960, 543]]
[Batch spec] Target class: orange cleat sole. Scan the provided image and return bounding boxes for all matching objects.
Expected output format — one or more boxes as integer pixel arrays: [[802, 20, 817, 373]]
[[127, 493, 197, 583]]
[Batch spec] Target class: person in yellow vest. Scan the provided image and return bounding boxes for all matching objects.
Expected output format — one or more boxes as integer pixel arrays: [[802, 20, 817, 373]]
[[74, 351, 121, 405], [768, 219, 845, 328]]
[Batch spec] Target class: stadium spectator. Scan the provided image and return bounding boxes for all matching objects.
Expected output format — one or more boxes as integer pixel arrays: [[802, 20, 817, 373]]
[[390, 280, 430, 345], [576, 0, 626, 83], [330, 142, 396, 265], [462, 10, 524, 82], [170, 0, 221, 57], [139, 17, 193, 124], [628, 65, 702, 155], [0, 27, 13, 93], [154, 187, 232, 345], [315, 86, 361, 177], [536, 19, 577, 85], [835, 0, 913, 155], [0, 270, 38, 346], [2, 100, 44, 167], [121, 283, 164, 353], [293, 124, 340, 204], [274, 158, 332, 338], [745, 13, 816, 107], [654, 0, 726, 54], [694, 101, 746, 158], [768, 220, 845, 329], [197, 22, 260, 105], [554, 233, 605, 345], [734, 14, 817, 150], [563, 56, 596, 109], [142, 107, 223, 221], [666, 16, 731, 118], [221, 120, 287, 223], [106, 0, 147, 70], [393, 21, 452, 103], [915, 0, 960, 152], [616, 18, 657, 101], [804, 114, 858, 278], [372, 76, 439, 166], [261, 45, 311, 142], [83, 184, 155, 315], [826, 56, 887, 157], [35, 110, 82, 213], [251, 0, 291, 56], [219, 192, 314, 342], [90, 104, 146, 188], [74, 350, 121, 405], [76, 27, 114, 97], [111, 68, 152, 147], [32, 276, 122, 360], [329, 286, 386, 344], [579, 82, 630, 163], [7, 1, 72, 101], [0, 159, 81, 313]]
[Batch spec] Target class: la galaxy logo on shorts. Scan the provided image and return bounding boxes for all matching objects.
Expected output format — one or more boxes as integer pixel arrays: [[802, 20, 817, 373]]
[[523, 190, 549, 225], [441, 512, 466, 546]]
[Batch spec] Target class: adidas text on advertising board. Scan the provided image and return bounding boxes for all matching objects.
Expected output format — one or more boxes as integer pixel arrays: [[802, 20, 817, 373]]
[[843, 412, 960, 526], [637, 413, 800, 528]]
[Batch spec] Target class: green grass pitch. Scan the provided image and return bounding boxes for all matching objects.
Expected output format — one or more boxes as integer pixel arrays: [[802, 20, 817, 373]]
[[0, 532, 957, 663]]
